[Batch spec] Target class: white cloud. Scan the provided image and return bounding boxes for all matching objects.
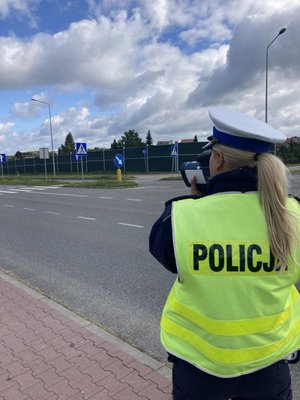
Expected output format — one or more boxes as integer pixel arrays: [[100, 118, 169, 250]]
[[187, 2, 300, 118], [0, 11, 146, 89], [0, 121, 14, 132], [0, 0, 38, 28], [0, 0, 36, 17]]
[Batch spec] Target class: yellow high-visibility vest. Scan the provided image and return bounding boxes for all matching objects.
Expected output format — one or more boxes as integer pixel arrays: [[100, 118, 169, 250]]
[[161, 192, 300, 377]]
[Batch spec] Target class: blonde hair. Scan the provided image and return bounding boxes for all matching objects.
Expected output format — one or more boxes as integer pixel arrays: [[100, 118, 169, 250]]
[[214, 144, 297, 267]]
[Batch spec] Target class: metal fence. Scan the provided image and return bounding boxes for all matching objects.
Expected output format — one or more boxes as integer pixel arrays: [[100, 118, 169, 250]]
[[2, 142, 207, 175]]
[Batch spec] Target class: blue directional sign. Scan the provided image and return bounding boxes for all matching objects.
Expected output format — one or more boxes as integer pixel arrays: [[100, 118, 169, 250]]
[[76, 142, 87, 156], [0, 153, 6, 163], [114, 154, 124, 168], [171, 145, 178, 157], [73, 153, 81, 161], [143, 148, 148, 156]]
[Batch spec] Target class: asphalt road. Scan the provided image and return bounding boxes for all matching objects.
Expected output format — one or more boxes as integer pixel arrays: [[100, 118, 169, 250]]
[[0, 174, 300, 396], [0, 178, 181, 361]]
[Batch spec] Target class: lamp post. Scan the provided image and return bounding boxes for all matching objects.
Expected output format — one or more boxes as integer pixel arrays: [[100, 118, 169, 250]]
[[265, 28, 286, 124], [31, 98, 56, 175]]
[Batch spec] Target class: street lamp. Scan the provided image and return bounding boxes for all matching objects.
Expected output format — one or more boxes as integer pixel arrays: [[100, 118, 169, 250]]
[[31, 98, 56, 175], [265, 28, 287, 124]]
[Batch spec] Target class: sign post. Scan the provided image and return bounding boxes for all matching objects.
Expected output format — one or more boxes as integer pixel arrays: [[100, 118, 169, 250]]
[[114, 154, 124, 183], [76, 143, 87, 181], [39, 147, 49, 181], [143, 146, 149, 173], [171, 144, 178, 174], [0, 154, 6, 178], [73, 153, 80, 174]]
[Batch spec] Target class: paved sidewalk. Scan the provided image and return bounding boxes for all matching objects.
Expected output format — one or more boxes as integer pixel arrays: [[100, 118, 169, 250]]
[[0, 272, 172, 400]]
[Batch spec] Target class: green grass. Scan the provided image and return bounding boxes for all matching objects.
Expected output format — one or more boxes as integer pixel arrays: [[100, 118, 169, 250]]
[[0, 172, 138, 188]]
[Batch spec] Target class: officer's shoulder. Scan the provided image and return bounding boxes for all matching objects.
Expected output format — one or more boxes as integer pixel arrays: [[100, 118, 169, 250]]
[[165, 195, 200, 207]]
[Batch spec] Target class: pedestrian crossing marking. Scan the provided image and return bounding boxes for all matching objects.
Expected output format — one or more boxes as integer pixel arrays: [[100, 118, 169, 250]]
[[0, 186, 62, 195]]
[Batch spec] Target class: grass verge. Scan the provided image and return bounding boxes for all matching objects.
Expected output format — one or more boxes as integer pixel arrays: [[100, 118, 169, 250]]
[[0, 173, 138, 188]]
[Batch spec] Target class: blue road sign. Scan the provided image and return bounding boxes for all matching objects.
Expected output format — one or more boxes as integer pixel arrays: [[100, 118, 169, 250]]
[[143, 148, 148, 156], [114, 154, 124, 168], [73, 153, 81, 161], [0, 154, 6, 163], [76, 142, 87, 156], [171, 145, 178, 157]]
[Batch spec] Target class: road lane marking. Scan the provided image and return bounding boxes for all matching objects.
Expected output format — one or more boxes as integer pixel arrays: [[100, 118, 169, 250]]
[[24, 187, 47, 190], [126, 198, 143, 202], [0, 190, 19, 194], [32, 186, 62, 188], [39, 193, 88, 197], [77, 216, 96, 221], [99, 196, 113, 199], [118, 222, 144, 228], [24, 208, 35, 211], [46, 211, 62, 215], [4, 204, 14, 207], [9, 189, 33, 192]]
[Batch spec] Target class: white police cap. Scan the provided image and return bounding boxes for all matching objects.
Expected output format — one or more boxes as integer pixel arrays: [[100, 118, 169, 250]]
[[204, 107, 286, 153]]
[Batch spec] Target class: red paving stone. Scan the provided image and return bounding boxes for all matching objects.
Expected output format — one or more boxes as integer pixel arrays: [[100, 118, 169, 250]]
[[0, 275, 172, 399]]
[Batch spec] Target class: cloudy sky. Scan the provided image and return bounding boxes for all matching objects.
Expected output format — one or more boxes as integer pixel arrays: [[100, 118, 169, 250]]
[[0, 0, 299, 155]]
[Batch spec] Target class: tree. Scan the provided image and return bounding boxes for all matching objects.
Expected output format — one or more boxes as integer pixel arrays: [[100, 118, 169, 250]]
[[58, 132, 76, 155], [117, 129, 144, 148], [15, 151, 23, 159], [145, 130, 153, 146], [15, 151, 38, 158], [111, 139, 121, 149]]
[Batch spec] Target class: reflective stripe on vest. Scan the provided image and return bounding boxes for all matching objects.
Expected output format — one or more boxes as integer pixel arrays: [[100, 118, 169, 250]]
[[160, 193, 300, 377]]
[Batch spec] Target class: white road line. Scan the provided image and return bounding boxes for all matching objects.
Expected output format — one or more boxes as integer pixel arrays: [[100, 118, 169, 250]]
[[126, 198, 143, 202], [118, 222, 144, 228], [0, 190, 19, 194], [9, 189, 33, 192], [46, 211, 62, 215], [24, 208, 35, 211], [77, 216, 96, 221], [32, 186, 62, 189], [39, 193, 88, 198], [4, 204, 14, 207], [25, 187, 48, 190], [99, 196, 113, 199]]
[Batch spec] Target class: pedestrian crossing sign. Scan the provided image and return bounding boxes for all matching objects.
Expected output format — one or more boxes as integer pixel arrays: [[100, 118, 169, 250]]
[[76, 142, 87, 156], [171, 145, 177, 157]]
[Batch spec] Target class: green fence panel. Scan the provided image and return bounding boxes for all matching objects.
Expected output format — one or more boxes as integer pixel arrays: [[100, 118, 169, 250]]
[[5, 142, 209, 175]]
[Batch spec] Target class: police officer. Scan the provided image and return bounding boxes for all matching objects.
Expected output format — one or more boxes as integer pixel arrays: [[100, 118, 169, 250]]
[[149, 107, 300, 400]]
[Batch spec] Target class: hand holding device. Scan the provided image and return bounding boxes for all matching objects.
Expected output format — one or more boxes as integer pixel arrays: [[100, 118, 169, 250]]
[[180, 150, 211, 194]]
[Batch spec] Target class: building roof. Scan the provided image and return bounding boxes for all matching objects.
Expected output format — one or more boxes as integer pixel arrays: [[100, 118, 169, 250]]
[[181, 138, 194, 143], [156, 140, 173, 145]]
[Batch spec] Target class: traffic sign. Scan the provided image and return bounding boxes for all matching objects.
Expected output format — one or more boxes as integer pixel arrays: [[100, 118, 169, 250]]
[[73, 153, 81, 161], [114, 154, 124, 168], [39, 148, 49, 159], [143, 148, 148, 156], [0, 154, 6, 163], [76, 142, 87, 156], [171, 145, 178, 157]]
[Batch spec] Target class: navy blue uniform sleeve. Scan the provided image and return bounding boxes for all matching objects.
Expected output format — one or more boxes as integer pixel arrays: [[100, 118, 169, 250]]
[[292, 195, 300, 204], [149, 195, 196, 274]]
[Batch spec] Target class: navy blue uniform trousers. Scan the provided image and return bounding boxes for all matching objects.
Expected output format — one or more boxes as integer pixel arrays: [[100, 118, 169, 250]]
[[172, 358, 292, 400]]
